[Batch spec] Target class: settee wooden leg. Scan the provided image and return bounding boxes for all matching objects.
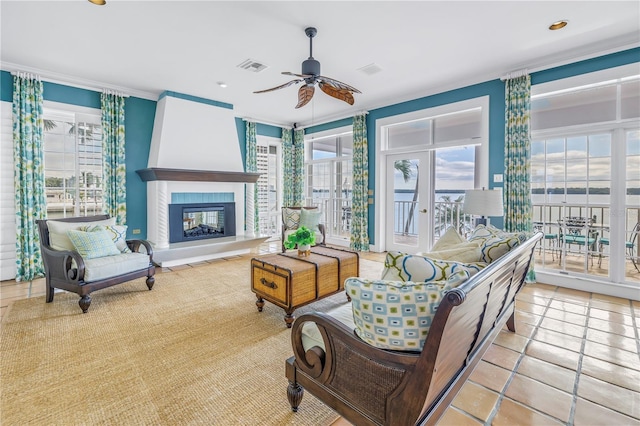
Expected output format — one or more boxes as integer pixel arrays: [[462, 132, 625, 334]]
[[78, 295, 91, 313], [45, 280, 54, 303], [507, 312, 516, 332], [287, 381, 304, 412], [146, 276, 155, 290]]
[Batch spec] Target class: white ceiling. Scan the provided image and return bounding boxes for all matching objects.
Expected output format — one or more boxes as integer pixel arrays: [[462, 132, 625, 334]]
[[1, 1, 639, 127]]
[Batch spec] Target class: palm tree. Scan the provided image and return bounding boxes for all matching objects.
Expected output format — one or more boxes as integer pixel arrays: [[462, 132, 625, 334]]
[[394, 160, 419, 235]]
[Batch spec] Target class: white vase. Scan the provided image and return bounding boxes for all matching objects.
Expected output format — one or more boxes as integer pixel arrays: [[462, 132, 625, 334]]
[[297, 244, 311, 256]]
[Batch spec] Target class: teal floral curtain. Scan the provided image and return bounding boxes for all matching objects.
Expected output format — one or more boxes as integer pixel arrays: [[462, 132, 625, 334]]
[[504, 74, 534, 281], [281, 127, 294, 207], [350, 113, 370, 251], [13, 73, 46, 282], [245, 120, 259, 233], [293, 128, 305, 207], [101, 91, 126, 225]]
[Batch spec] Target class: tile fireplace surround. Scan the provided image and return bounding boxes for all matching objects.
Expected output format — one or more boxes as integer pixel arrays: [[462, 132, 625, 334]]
[[137, 168, 266, 267]]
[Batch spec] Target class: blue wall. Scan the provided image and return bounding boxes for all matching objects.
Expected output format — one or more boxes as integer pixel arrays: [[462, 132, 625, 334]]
[[3, 47, 638, 244]]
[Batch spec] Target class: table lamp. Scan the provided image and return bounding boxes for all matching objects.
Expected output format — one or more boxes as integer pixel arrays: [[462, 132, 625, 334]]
[[463, 188, 504, 227]]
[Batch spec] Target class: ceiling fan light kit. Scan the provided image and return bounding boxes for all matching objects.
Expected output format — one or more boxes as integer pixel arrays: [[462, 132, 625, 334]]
[[254, 27, 361, 109]]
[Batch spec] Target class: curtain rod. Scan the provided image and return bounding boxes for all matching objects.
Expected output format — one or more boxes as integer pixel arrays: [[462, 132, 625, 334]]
[[5, 62, 153, 100], [500, 69, 529, 81], [242, 117, 292, 129]]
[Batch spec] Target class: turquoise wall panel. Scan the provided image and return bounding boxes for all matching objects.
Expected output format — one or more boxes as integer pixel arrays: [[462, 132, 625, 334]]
[[124, 96, 156, 238], [1, 71, 12, 102], [172, 192, 234, 203]]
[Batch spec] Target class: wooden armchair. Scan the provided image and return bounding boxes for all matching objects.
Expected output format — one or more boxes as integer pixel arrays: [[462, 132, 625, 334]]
[[37, 215, 156, 313]]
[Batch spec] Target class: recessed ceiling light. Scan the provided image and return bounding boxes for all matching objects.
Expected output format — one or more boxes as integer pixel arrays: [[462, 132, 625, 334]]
[[88, 0, 106, 5], [549, 20, 568, 30], [217, 82, 228, 88]]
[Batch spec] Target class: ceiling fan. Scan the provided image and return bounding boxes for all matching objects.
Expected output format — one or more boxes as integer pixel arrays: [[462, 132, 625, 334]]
[[253, 27, 361, 109]]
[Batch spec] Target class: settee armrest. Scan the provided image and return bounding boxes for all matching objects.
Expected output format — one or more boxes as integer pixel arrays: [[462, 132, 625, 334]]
[[288, 312, 422, 424], [126, 239, 154, 263], [40, 245, 86, 283], [291, 312, 418, 376]]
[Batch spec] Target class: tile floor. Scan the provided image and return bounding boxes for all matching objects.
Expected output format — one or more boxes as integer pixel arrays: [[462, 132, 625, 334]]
[[2, 241, 639, 426]]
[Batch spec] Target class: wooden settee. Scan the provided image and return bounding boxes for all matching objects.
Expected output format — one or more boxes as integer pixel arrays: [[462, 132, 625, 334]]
[[37, 215, 156, 313], [285, 231, 542, 425]]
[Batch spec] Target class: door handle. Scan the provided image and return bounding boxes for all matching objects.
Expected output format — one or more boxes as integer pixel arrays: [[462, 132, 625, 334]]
[[420, 209, 427, 213]]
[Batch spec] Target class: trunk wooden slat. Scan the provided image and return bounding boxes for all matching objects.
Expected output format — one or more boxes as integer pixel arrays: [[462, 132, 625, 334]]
[[251, 247, 359, 327]]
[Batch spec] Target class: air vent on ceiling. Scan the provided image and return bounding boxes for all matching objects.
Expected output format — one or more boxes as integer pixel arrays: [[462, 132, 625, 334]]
[[237, 59, 269, 73], [357, 63, 382, 75]]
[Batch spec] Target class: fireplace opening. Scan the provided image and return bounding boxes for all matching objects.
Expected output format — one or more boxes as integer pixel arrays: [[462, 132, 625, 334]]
[[168, 202, 236, 243]]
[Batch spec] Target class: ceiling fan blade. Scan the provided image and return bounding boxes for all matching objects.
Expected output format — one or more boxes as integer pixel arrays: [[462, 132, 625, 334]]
[[253, 79, 301, 93], [319, 82, 355, 105], [295, 85, 315, 109], [317, 76, 361, 94], [282, 71, 314, 78]]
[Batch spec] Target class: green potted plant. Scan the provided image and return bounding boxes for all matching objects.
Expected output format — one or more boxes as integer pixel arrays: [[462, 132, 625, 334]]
[[284, 226, 316, 256]]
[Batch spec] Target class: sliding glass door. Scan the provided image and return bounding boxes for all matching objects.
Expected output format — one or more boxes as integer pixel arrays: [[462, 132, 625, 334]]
[[531, 66, 639, 287]]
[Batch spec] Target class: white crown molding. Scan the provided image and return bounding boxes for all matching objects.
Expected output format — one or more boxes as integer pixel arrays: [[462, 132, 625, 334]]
[[292, 39, 640, 128], [1, 62, 159, 101]]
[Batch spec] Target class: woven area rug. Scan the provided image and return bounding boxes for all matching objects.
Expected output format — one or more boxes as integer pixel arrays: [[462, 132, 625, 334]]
[[1, 254, 383, 425]]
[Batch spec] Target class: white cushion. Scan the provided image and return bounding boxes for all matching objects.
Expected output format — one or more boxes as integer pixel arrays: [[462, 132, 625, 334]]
[[48, 218, 116, 251], [83, 252, 150, 282], [301, 303, 355, 352], [431, 226, 466, 251], [418, 241, 482, 263]]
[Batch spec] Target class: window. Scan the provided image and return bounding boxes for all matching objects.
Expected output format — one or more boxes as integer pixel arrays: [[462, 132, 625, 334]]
[[255, 137, 281, 239], [305, 128, 353, 244], [531, 64, 639, 285], [43, 105, 102, 219]]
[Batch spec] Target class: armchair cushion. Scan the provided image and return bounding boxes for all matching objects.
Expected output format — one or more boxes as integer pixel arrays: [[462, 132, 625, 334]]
[[83, 252, 152, 282], [48, 217, 116, 251], [67, 229, 121, 259], [346, 271, 470, 351], [381, 251, 486, 282], [81, 224, 132, 253]]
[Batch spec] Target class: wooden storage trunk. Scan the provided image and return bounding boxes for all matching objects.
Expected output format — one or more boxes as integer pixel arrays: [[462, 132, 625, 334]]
[[251, 247, 359, 327]]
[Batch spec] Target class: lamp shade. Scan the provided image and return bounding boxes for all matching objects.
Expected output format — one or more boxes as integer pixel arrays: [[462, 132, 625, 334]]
[[463, 189, 504, 217]]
